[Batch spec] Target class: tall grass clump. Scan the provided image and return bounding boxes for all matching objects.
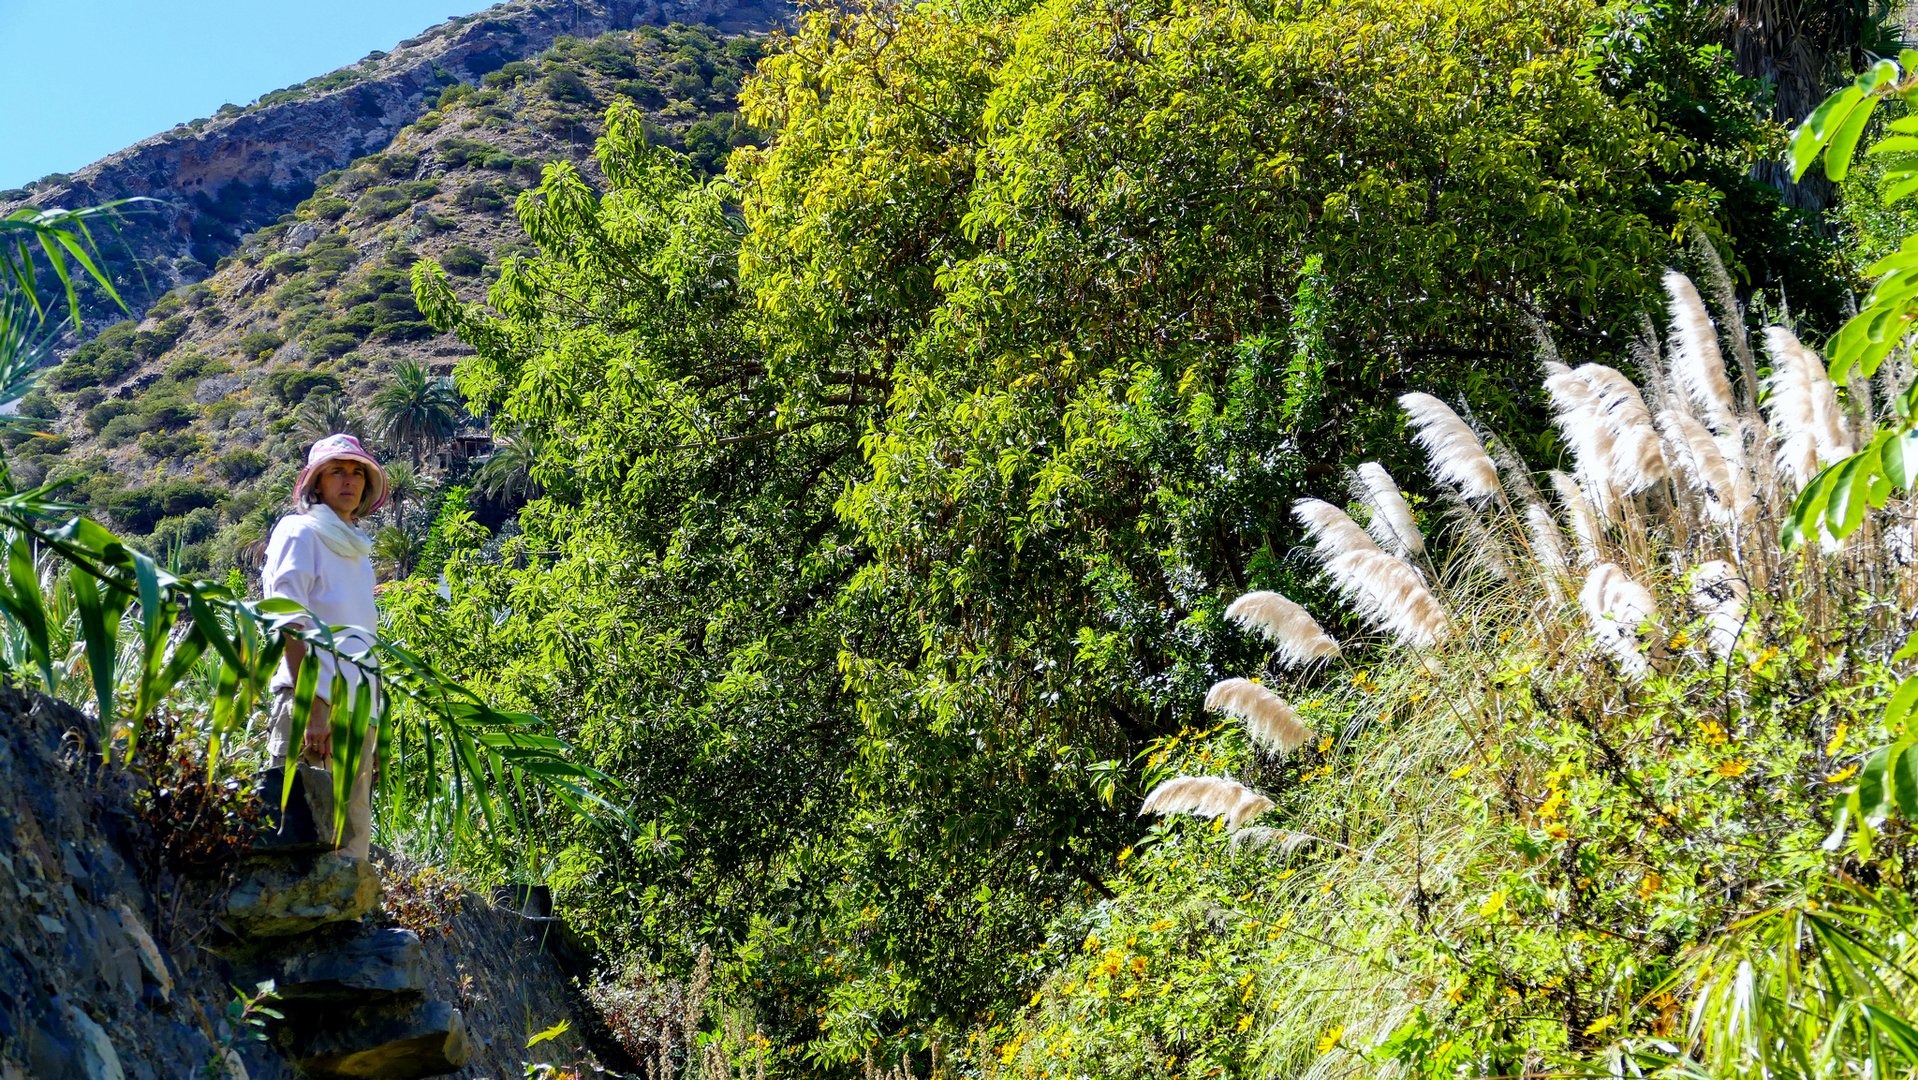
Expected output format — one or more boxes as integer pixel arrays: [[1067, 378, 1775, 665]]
[[977, 253, 1918, 1078]]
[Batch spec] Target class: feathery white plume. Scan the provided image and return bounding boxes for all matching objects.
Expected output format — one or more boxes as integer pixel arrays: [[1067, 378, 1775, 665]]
[[1525, 501, 1571, 603], [1688, 559, 1748, 660], [1664, 271, 1740, 436], [1229, 826, 1326, 854], [1548, 471, 1602, 566], [1580, 562, 1659, 679], [1762, 326, 1853, 490], [1542, 363, 1621, 519], [1294, 500, 1450, 646], [1140, 775, 1273, 829], [1399, 392, 1500, 501], [1294, 498, 1379, 562], [1659, 409, 1753, 525], [1444, 493, 1514, 581], [1205, 678, 1313, 754], [1352, 462, 1425, 558], [1575, 363, 1668, 495], [1223, 591, 1341, 667]]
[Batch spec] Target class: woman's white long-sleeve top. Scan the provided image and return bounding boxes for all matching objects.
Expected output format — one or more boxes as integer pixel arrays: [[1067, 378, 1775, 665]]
[[261, 513, 379, 704]]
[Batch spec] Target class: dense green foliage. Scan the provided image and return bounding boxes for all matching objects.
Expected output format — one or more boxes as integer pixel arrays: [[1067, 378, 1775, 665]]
[[381, 0, 1871, 1067]]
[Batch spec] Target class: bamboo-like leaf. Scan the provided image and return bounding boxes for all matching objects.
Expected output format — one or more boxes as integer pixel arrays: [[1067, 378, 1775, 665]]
[[0, 533, 54, 692], [327, 675, 354, 844], [205, 660, 242, 776], [281, 654, 320, 814], [68, 568, 120, 741]]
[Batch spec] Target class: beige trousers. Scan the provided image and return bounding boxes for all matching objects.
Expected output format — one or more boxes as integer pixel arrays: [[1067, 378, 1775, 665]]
[[267, 690, 378, 859]]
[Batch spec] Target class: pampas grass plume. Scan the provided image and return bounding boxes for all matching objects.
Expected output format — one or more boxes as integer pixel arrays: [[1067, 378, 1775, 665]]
[[1664, 271, 1740, 435], [1659, 409, 1752, 525], [1763, 325, 1852, 489], [1524, 501, 1571, 603], [1580, 562, 1659, 678], [1294, 498, 1380, 561], [1399, 392, 1500, 501], [1295, 499, 1450, 645], [1575, 363, 1667, 494], [1542, 363, 1621, 518], [1549, 471, 1602, 566], [1205, 678, 1313, 754], [1140, 775, 1273, 829], [1688, 559, 1748, 660], [1354, 462, 1426, 558], [1224, 591, 1341, 666]]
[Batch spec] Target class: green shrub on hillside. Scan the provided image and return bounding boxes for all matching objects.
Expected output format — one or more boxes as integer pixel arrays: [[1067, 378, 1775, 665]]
[[83, 399, 132, 435], [99, 479, 223, 534], [235, 329, 285, 359], [215, 448, 269, 482], [439, 245, 487, 276], [263, 366, 343, 405]]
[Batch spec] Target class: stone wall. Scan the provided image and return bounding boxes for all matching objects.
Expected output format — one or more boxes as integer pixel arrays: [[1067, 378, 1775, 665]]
[[0, 685, 611, 1078]]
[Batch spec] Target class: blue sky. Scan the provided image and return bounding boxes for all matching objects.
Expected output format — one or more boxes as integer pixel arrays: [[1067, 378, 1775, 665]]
[[0, 1, 486, 190]]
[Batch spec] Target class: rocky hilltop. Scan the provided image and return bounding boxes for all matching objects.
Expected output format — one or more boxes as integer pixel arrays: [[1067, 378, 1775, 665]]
[[6, 21, 774, 574], [0, 0, 783, 329]]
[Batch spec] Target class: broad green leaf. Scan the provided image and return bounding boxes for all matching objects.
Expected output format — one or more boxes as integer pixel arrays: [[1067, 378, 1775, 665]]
[[1868, 135, 1918, 156], [1885, 675, 1918, 732], [1792, 85, 1866, 181], [1828, 74, 1890, 181], [1858, 745, 1894, 818], [1893, 740, 1918, 819], [1823, 451, 1876, 538], [1883, 427, 1918, 490]]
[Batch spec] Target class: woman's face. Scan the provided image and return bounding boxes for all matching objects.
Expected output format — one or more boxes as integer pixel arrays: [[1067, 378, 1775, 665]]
[[315, 460, 368, 520]]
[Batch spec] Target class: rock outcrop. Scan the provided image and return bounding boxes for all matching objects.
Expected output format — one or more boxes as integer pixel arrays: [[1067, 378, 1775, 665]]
[[0, 0, 785, 328], [0, 685, 612, 1078]]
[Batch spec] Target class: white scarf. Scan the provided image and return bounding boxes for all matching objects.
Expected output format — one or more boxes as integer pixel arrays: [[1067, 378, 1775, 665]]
[[305, 504, 374, 560]]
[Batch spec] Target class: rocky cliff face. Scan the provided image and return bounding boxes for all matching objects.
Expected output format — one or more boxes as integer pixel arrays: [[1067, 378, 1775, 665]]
[[0, 0, 783, 328], [0, 685, 615, 1079]]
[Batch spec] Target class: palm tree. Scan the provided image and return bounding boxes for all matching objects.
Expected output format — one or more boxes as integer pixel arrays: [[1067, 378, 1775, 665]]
[[473, 427, 546, 504], [372, 524, 426, 580], [382, 458, 427, 530], [372, 359, 464, 465], [292, 396, 364, 443]]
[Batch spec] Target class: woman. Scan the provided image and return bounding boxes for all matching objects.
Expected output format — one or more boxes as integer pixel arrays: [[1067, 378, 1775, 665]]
[[261, 433, 389, 859]]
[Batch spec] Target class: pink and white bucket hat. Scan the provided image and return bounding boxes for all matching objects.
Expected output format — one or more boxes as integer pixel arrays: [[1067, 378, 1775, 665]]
[[296, 434, 390, 516]]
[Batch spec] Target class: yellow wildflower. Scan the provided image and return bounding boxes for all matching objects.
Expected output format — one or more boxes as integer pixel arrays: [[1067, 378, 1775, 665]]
[[1826, 764, 1859, 784], [1316, 1025, 1343, 1053], [1449, 763, 1471, 779], [1584, 1015, 1617, 1036], [1539, 789, 1566, 820], [1825, 723, 1848, 757], [1637, 872, 1662, 900], [1714, 758, 1751, 778], [1236, 1013, 1253, 1033]]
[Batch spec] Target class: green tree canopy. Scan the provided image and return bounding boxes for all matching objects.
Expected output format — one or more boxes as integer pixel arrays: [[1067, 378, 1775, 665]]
[[404, 0, 1787, 1059]]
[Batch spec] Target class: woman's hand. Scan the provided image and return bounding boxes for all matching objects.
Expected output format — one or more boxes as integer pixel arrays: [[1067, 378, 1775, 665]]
[[301, 697, 334, 763]]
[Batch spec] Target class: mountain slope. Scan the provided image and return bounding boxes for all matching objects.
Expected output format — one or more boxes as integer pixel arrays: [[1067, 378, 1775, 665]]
[[0, 0, 782, 332], [8, 24, 772, 571]]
